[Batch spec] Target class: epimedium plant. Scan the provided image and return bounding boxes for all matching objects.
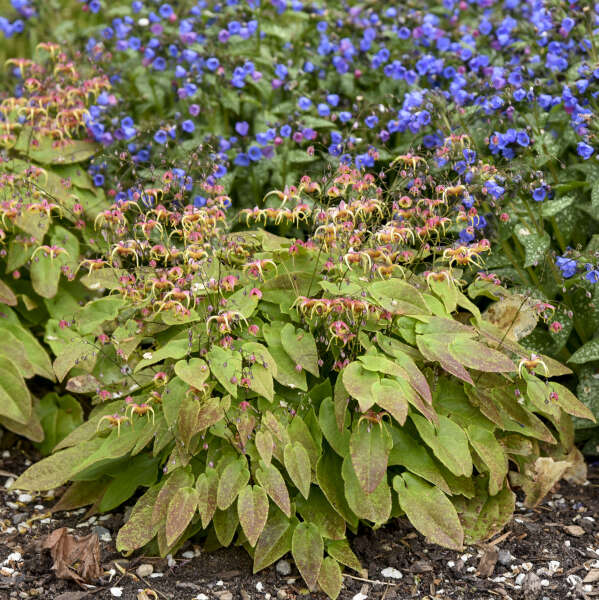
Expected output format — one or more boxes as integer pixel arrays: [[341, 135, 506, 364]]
[[13, 155, 594, 598], [0, 44, 109, 446]]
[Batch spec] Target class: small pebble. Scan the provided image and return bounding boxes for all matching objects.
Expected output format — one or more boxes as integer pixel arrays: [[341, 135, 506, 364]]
[[381, 567, 402, 579], [498, 549, 514, 566], [136, 564, 154, 578], [276, 590, 287, 600], [17, 494, 33, 503], [109, 588, 123, 598], [195, 595, 208, 600], [256, 582, 264, 592], [352, 594, 367, 600], [276, 560, 291, 576]]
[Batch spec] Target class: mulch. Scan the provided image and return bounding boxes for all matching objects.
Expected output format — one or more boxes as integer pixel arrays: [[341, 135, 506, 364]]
[[0, 445, 598, 600]]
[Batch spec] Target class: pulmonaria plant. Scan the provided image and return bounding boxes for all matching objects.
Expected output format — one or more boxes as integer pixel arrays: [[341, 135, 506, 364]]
[[14, 158, 594, 598], [0, 44, 109, 445]]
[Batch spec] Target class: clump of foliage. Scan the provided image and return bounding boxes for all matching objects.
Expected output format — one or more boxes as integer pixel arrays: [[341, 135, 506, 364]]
[[14, 154, 593, 598], [0, 44, 108, 445]]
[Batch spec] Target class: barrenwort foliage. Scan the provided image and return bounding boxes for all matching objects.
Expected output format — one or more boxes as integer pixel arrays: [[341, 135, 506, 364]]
[[14, 158, 594, 597]]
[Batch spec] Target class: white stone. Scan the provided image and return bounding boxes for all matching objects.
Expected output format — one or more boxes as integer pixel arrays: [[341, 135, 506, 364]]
[[276, 560, 291, 576], [136, 564, 154, 578], [195, 595, 208, 600], [182, 551, 194, 559], [352, 594, 368, 600], [110, 588, 123, 597], [256, 582, 264, 592], [381, 567, 402, 579]]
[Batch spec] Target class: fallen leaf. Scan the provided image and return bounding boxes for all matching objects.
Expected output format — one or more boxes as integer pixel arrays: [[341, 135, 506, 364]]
[[410, 560, 433, 573], [583, 569, 599, 584], [42, 527, 102, 586], [563, 525, 585, 537], [477, 547, 498, 578]]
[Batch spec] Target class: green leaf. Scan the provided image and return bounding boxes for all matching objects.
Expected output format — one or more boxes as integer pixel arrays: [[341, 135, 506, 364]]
[[166, 487, 199, 546], [134, 337, 191, 373], [207, 346, 242, 398], [34, 393, 83, 456], [568, 338, 599, 364], [213, 504, 239, 546], [388, 426, 451, 495], [53, 340, 97, 382], [316, 451, 359, 529], [256, 462, 291, 517], [263, 323, 307, 391], [318, 397, 350, 456], [216, 457, 250, 510], [292, 522, 323, 590], [0, 356, 32, 424], [174, 358, 210, 389], [394, 473, 463, 550], [349, 421, 392, 494], [541, 196, 574, 217], [368, 280, 431, 315], [341, 456, 391, 525], [342, 362, 379, 412], [296, 487, 345, 540], [411, 414, 472, 477], [30, 254, 62, 298], [238, 485, 269, 547], [253, 506, 295, 573], [283, 442, 311, 499], [549, 382, 595, 422], [152, 468, 194, 526], [280, 323, 319, 376], [318, 557, 343, 600], [99, 454, 159, 513]]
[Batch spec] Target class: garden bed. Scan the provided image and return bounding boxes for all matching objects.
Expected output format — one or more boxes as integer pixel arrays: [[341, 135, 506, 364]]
[[1, 448, 598, 600]]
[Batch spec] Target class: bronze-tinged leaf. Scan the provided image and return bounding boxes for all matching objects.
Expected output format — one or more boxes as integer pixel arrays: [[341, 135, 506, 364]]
[[253, 506, 295, 573], [0, 280, 17, 306], [372, 380, 408, 426], [349, 421, 392, 494], [292, 522, 324, 591], [196, 467, 219, 528], [449, 338, 515, 373], [318, 397, 350, 457], [296, 487, 345, 540], [326, 539, 362, 574], [466, 426, 508, 496], [255, 462, 291, 517], [483, 294, 540, 342], [13, 439, 103, 491], [283, 442, 311, 499], [416, 334, 473, 385], [216, 457, 250, 510], [116, 485, 162, 552], [42, 528, 102, 585], [152, 468, 194, 527], [341, 457, 391, 525], [318, 557, 343, 600], [237, 485, 269, 547], [342, 362, 378, 412], [549, 382, 596, 422], [394, 473, 464, 551], [255, 430, 274, 465], [165, 487, 199, 547], [453, 478, 515, 544], [511, 456, 570, 508]]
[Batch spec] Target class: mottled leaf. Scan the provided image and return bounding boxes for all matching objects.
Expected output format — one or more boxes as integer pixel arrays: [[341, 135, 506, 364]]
[[292, 522, 323, 590], [283, 442, 311, 499], [238, 485, 269, 547]]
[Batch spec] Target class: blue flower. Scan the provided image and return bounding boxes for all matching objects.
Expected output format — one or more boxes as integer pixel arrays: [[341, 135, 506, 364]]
[[556, 256, 577, 279], [297, 96, 312, 110], [154, 130, 168, 144], [194, 195, 207, 208], [326, 94, 339, 107], [234, 153, 250, 166], [181, 120, 195, 133], [532, 187, 546, 202], [516, 131, 530, 147], [365, 115, 379, 129], [248, 145, 262, 161], [317, 103, 330, 117], [577, 142, 594, 159], [93, 174, 105, 187], [280, 125, 292, 137], [235, 121, 249, 136], [585, 265, 599, 284], [339, 111, 352, 123]]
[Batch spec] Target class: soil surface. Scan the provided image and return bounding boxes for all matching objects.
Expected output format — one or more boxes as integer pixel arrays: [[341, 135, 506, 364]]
[[1, 446, 598, 600]]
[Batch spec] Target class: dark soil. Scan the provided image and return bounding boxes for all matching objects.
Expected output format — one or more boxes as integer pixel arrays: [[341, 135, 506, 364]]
[[1, 445, 598, 600]]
